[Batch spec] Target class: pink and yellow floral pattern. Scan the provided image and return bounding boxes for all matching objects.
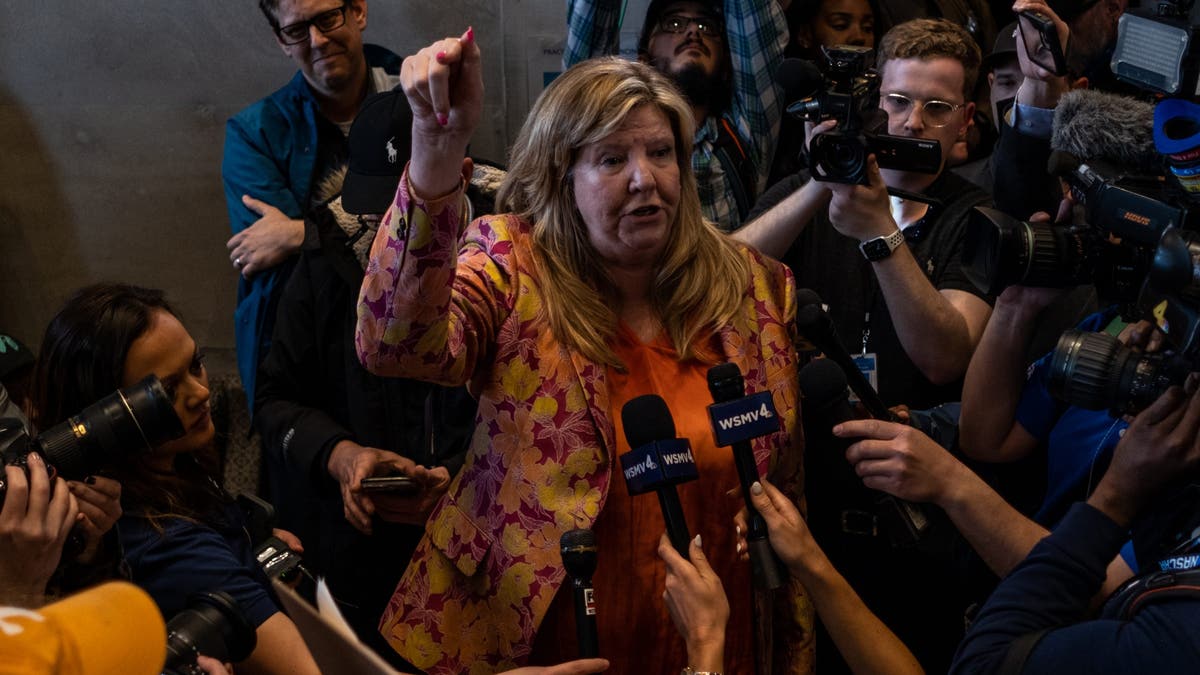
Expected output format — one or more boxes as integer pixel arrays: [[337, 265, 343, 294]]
[[356, 172, 812, 674]]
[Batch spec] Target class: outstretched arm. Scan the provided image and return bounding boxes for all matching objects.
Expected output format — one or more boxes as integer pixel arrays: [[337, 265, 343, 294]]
[[736, 478, 923, 675]]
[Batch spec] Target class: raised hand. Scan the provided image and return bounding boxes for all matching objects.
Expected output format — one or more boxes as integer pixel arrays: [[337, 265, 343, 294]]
[[401, 27, 484, 198]]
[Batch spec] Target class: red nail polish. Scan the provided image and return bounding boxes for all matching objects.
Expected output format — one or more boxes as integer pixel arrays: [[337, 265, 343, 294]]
[[436, 50, 446, 62], [465, 26, 475, 44], [437, 113, 449, 126]]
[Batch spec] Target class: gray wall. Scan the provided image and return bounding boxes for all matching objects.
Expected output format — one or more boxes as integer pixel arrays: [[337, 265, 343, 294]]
[[0, 0, 647, 353]]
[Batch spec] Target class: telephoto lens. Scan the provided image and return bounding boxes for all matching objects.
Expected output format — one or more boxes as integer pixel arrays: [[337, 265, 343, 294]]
[[163, 591, 257, 675], [32, 374, 184, 479], [1048, 329, 1185, 414], [962, 207, 1095, 295]]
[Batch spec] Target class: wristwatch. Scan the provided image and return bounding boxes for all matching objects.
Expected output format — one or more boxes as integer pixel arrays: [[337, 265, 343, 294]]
[[859, 228, 905, 262], [681, 669, 722, 675]]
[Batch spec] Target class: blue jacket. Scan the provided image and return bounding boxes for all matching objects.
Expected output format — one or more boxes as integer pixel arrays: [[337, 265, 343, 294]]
[[221, 44, 401, 411]]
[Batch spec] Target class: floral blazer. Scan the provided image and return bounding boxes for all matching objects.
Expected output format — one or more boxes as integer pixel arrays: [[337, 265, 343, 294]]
[[356, 174, 813, 674]]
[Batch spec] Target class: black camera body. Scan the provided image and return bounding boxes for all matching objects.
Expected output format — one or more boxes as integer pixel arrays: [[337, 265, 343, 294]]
[[237, 493, 308, 587], [787, 45, 942, 184], [0, 375, 183, 500], [163, 591, 257, 675]]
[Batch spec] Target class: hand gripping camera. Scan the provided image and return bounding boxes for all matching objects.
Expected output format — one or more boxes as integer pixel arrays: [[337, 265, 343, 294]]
[[0, 375, 184, 498], [786, 45, 942, 184]]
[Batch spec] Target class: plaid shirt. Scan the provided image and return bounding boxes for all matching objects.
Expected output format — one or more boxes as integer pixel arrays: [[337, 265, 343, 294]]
[[565, 0, 787, 231]]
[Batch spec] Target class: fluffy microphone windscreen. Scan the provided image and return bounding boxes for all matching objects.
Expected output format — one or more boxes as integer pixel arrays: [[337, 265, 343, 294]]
[[1051, 89, 1158, 171], [0, 581, 167, 675]]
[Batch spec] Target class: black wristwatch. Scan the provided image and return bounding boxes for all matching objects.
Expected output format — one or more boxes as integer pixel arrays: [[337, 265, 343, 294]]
[[859, 229, 905, 262]]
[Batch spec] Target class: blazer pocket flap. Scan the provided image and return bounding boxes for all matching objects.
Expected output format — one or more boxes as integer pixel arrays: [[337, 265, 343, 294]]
[[425, 498, 493, 578]]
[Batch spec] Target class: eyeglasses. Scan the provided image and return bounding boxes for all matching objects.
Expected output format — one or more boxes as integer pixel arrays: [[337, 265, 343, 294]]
[[880, 93, 965, 128], [276, 3, 349, 45], [657, 14, 724, 39]]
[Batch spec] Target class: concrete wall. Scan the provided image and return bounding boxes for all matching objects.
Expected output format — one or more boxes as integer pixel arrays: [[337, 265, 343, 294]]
[[0, 0, 649, 353]]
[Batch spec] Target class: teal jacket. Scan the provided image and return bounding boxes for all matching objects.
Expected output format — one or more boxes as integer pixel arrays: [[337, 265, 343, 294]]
[[221, 44, 401, 411]]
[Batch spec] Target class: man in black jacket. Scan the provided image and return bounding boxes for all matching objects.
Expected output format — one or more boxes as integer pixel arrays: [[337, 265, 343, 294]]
[[253, 89, 477, 668]]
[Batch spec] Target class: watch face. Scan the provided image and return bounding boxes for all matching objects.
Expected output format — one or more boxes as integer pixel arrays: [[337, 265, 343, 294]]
[[863, 239, 890, 260]]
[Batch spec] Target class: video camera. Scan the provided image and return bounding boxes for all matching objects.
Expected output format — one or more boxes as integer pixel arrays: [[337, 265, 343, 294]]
[[962, 151, 1192, 300], [0, 375, 183, 500], [786, 45, 942, 184]]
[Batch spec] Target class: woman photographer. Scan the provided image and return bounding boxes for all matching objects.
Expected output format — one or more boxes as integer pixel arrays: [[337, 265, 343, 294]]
[[26, 283, 320, 675]]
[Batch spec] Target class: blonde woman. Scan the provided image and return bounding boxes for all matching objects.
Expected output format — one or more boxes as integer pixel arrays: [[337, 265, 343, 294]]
[[357, 29, 811, 674]]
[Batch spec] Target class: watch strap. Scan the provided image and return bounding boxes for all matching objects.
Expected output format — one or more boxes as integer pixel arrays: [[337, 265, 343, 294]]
[[859, 228, 905, 261]]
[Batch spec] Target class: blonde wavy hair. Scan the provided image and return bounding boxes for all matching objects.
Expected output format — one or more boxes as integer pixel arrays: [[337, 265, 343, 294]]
[[496, 57, 751, 368]]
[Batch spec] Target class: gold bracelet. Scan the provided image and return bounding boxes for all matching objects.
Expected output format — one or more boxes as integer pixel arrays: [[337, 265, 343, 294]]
[[681, 668, 722, 675]]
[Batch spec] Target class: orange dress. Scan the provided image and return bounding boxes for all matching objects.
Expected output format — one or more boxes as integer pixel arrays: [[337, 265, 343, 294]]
[[531, 324, 753, 673]]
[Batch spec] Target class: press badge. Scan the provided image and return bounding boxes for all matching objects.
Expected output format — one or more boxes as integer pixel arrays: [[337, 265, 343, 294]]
[[850, 353, 879, 403]]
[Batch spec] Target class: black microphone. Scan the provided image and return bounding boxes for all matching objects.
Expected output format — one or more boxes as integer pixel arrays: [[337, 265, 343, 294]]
[[706, 363, 786, 590], [798, 359, 930, 547], [777, 57, 824, 102], [794, 288, 895, 421], [560, 529, 599, 658], [620, 394, 697, 557]]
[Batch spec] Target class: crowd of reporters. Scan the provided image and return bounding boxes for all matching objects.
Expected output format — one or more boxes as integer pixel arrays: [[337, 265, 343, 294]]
[[4, 0, 1200, 672]]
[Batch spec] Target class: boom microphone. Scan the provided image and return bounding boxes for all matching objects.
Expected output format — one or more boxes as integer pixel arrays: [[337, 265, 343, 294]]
[[794, 288, 895, 421], [620, 394, 697, 556], [798, 359, 930, 546], [707, 363, 786, 590], [560, 529, 599, 658], [1051, 89, 1158, 172]]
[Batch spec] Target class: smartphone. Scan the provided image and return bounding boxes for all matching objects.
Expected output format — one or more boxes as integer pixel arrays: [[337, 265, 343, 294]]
[[359, 475, 420, 495], [1018, 10, 1068, 77]]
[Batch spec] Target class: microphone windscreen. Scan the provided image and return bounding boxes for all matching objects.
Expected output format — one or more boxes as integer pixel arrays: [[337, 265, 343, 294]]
[[622, 394, 675, 447], [0, 581, 167, 675], [560, 528, 596, 551], [706, 363, 744, 403], [777, 58, 824, 98], [798, 358, 850, 410], [1051, 89, 1158, 172]]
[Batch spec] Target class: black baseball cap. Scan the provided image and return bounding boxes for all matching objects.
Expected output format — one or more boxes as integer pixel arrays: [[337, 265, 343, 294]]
[[982, 22, 1019, 72], [342, 87, 414, 215]]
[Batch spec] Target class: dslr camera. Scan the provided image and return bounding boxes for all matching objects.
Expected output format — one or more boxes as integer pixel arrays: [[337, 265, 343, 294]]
[[787, 45, 942, 184], [163, 591, 257, 675], [0, 375, 183, 499]]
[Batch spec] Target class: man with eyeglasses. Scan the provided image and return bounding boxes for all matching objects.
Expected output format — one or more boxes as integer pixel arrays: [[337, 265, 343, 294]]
[[738, 17, 992, 413], [221, 0, 401, 413], [565, 0, 788, 231], [735, 21, 993, 671]]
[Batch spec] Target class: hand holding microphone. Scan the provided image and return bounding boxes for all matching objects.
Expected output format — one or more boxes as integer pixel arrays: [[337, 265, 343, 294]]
[[658, 532, 728, 675], [560, 529, 599, 659], [706, 363, 787, 589], [620, 395, 698, 556]]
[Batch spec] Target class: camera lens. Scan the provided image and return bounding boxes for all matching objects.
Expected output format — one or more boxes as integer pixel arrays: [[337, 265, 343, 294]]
[[810, 132, 867, 184], [963, 206, 1094, 295], [34, 375, 185, 479], [1048, 330, 1180, 414], [164, 591, 257, 673]]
